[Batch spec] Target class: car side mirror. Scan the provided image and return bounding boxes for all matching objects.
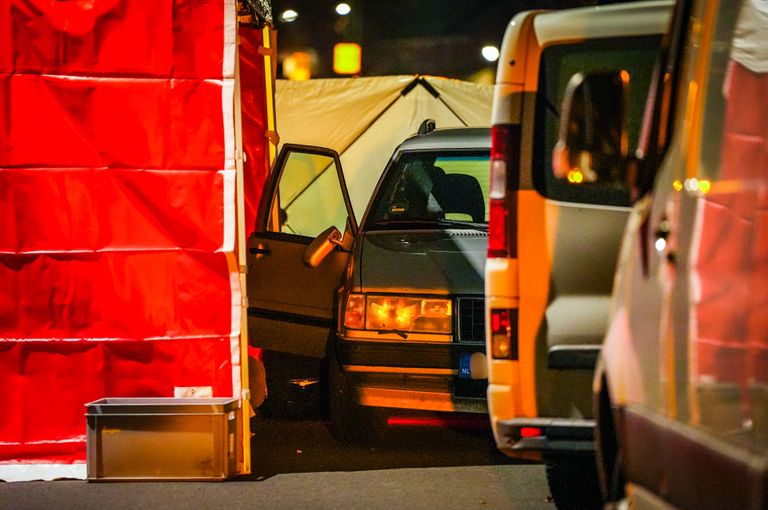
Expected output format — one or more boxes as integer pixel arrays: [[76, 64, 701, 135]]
[[303, 226, 344, 268], [552, 71, 628, 186]]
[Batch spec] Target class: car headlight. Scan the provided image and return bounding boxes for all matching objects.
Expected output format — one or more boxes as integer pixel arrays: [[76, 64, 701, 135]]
[[343, 293, 452, 335]]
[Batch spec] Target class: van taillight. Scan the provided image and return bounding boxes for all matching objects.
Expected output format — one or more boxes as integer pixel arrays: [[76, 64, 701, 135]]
[[488, 199, 508, 257], [520, 427, 542, 438], [488, 124, 520, 258], [490, 308, 518, 360]]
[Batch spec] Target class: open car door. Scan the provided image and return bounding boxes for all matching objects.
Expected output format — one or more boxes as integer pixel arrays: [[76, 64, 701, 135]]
[[247, 145, 357, 410]]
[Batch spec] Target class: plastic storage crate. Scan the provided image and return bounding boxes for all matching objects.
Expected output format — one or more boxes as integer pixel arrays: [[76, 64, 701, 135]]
[[86, 397, 241, 481]]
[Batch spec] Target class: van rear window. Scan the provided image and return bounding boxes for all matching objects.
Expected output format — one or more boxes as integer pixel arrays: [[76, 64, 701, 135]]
[[533, 36, 662, 207]]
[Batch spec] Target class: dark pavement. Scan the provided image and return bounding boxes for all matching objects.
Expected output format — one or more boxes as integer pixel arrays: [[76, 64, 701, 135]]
[[0, 411, 554, 510], [249, 410, 512, 477]]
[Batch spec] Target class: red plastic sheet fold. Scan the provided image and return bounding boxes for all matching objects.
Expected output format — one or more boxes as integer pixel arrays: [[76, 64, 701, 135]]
[[239, 26, 270, 237], [0, 0, 247, 475], [0, 337, 234, 463]]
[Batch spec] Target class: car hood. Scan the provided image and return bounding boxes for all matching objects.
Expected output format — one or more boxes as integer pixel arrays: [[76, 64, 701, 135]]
[[357, 230, 487, 294]]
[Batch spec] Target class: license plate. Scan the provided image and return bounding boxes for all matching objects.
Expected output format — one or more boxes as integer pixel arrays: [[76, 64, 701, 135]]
[[459, 353, 472, 379], [459, 352, 487, 380]]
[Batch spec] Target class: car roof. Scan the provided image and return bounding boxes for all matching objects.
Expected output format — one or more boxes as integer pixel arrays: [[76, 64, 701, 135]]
[[397, 127, 491, 152]]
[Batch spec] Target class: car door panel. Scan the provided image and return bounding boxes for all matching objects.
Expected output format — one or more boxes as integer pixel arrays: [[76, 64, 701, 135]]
[[247, 232, 350, 358], [246, 144, 356, 361]]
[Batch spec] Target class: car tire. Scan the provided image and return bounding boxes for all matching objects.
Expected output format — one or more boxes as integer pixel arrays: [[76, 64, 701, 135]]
[[259, 349, 291, 419], [262, 372, 289, 419], [545, 455, 602, 510], [327, 349, 374, 443]]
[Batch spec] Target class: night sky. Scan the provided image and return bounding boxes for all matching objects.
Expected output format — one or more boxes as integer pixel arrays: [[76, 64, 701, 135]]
[[270, 0, 624, 79]]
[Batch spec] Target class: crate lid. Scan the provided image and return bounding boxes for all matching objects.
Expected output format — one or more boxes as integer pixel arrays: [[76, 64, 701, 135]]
[[85, 397, 240, 415]]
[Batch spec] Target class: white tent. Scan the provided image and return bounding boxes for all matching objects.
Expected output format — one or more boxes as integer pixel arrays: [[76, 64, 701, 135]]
[[275, 75, 493, 220]]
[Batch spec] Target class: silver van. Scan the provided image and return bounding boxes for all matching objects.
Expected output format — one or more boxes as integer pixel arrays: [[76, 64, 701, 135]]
[[557, 0, 768, 507]]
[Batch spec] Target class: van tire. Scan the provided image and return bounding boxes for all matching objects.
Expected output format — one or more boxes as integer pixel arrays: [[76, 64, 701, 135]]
[[327, 350, 374, 443], [545, 456, 602, 510]]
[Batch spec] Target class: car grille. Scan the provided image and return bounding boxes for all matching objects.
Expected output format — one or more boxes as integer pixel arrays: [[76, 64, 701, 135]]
[[456, 297, 485, 343]]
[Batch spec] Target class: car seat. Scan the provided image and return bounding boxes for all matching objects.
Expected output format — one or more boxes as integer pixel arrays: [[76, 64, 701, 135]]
[[430, 173, 485, 223]]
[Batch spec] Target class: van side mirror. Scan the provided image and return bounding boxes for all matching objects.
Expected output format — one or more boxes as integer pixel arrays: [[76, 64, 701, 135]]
[[552, 71, 628, 186], [303, 226, 344, 268]]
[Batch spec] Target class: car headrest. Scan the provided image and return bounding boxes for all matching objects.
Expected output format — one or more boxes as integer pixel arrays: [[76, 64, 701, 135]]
[[431, 173, 485, 223]]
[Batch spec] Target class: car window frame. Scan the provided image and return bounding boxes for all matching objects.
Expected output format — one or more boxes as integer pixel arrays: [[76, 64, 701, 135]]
[[255, 143, 358, 243], [633, 0, 695, 197]]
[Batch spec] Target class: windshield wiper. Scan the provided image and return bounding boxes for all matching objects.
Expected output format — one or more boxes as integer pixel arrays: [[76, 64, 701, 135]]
[[373, 218, 487, 231], [435, 218, 488, 231], [374, 219, 439, 226], [377, 329, 408, 339]]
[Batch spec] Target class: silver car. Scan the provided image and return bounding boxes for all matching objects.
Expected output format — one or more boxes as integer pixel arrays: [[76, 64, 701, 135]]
[[247, 124, 490, 440]]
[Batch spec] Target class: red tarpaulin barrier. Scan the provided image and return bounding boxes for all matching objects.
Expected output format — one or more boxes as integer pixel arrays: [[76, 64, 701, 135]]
[[0, 0, 268, 480]]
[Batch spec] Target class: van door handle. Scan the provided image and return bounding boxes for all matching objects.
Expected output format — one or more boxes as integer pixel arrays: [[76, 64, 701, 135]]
[[654, 219, 675, 263], [654, 218, 670, 240]]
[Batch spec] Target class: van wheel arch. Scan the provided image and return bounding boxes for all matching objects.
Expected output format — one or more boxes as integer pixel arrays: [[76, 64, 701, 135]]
[[594, 371, 625, 503]]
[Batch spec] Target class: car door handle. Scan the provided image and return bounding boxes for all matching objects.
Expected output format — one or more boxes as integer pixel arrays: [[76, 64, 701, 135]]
[[249, 244, 271, 256]]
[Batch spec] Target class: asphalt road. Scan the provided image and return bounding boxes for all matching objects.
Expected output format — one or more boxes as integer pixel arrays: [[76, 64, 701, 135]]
[[1, 411, 555, 510], [249, 409, 513, 476]]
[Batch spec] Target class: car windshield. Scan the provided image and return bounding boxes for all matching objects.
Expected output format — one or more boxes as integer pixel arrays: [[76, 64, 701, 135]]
[[366, 150, 490, 230]]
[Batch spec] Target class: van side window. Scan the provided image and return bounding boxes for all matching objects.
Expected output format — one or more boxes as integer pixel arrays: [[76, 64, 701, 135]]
[[697, 0, 763, 183], [533, 37, 661, 207], [692, 0, 768, 448]]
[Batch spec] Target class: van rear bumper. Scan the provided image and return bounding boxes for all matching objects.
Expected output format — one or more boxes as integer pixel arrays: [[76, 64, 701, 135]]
[[495, 417, 595, 461]]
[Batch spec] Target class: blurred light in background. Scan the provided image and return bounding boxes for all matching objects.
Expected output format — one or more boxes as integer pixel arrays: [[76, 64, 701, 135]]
[[335, 3, 351, 16], [284, 51, 312, 80], [333, 42, 362, 75], [481, 45, 500, 62], [280, 9, 298, 22]]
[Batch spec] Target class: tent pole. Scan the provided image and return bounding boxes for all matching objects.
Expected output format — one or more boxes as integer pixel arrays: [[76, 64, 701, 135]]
[[233, 19, 252, 477]]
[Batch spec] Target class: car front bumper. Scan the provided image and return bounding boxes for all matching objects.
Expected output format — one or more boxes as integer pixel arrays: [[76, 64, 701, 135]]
[[338, 336, 487, 413]]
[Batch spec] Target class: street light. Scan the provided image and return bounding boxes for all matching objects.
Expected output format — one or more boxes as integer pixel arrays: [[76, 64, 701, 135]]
[[482, 45, 500, 63], [281, 9, 298, 22], [335, 3, 351, 16]]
